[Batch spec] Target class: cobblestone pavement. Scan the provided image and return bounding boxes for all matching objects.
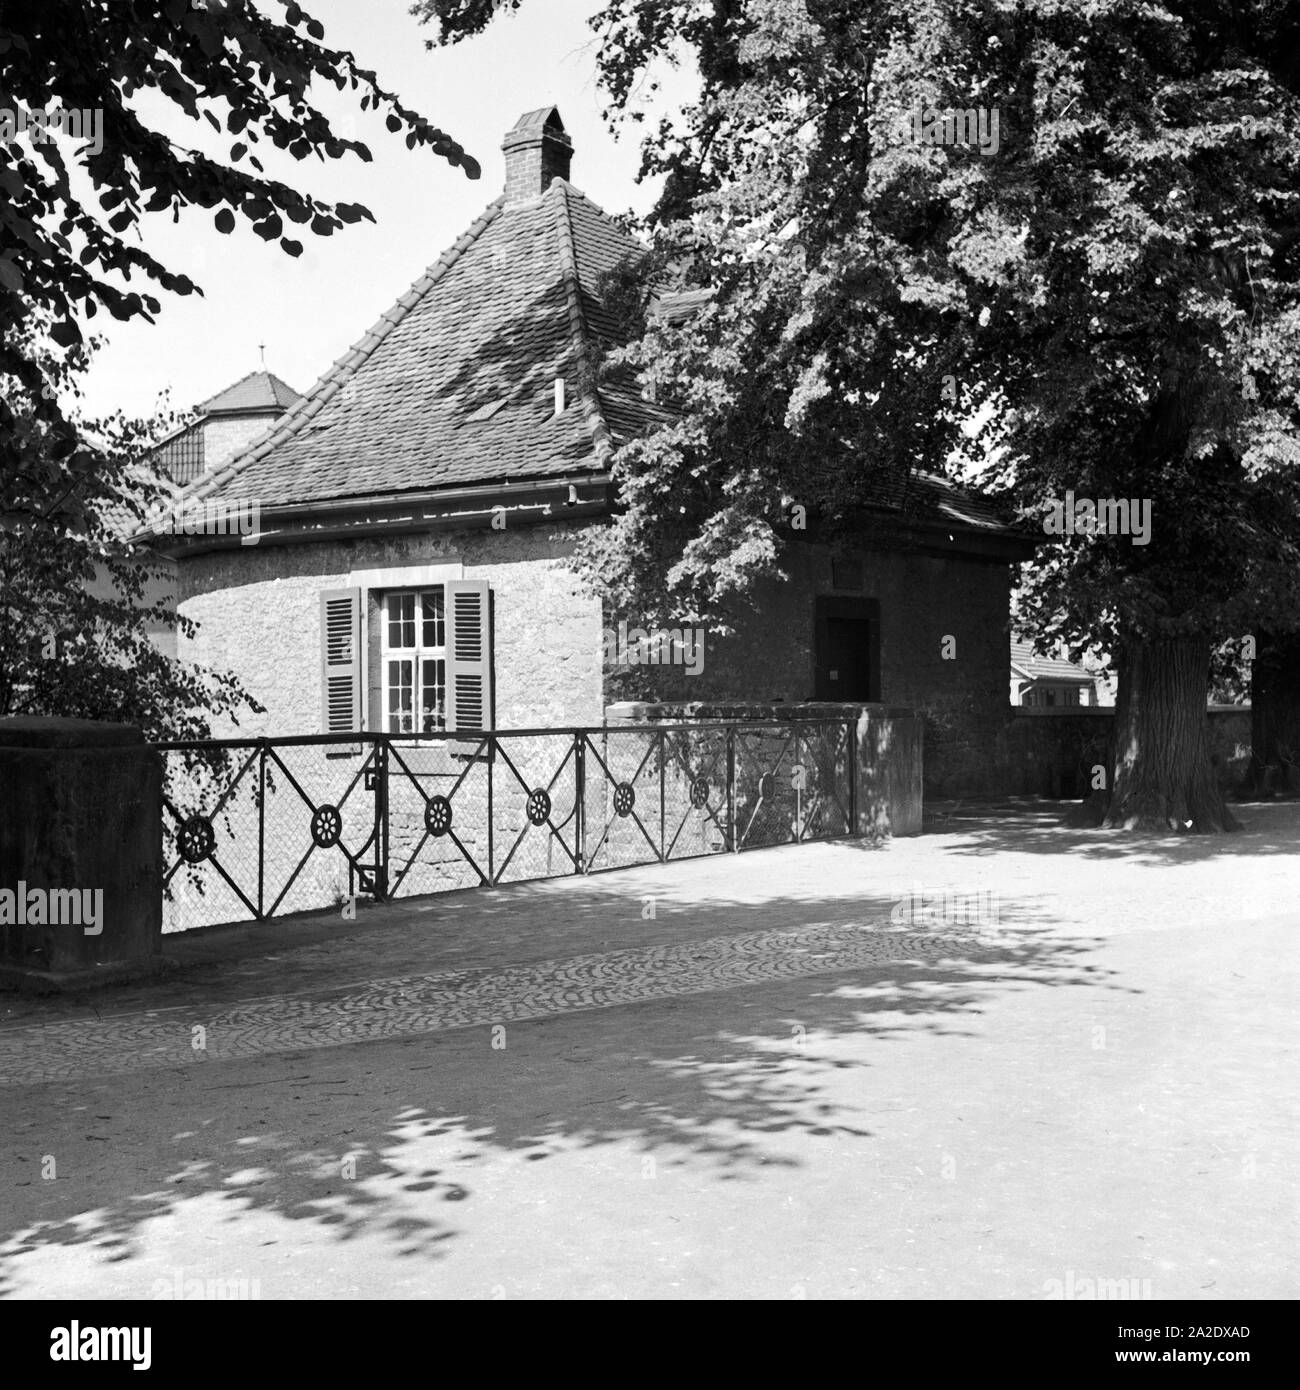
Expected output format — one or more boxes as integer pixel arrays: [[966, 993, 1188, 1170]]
[[1, 812, 1297, 1300], [0, 922, 999, 1087]]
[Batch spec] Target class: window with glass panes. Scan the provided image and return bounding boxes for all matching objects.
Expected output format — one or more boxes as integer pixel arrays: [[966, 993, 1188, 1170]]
[[382, 591, 446, 733]]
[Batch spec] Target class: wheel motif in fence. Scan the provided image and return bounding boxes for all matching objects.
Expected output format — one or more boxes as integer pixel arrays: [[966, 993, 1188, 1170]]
[[156, 720, 856, 932]]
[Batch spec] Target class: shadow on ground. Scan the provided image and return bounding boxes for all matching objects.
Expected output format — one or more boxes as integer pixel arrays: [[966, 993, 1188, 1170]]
[[0, 862, 1119, 1294], [916, 798, 1300, 864]]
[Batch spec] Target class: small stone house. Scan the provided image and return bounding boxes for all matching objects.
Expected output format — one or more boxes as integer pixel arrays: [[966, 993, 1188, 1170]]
[[156, 108, 1034, 794], [151, 368, 301, 486], [1010, 639, 1099, 707]]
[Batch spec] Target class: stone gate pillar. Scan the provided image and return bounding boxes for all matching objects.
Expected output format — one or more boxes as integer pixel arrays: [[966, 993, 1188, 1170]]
[[0, 718, 163, 992]]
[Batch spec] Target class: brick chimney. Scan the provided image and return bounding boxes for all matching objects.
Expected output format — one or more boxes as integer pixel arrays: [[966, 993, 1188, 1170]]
[[502, 107, 572, 205]]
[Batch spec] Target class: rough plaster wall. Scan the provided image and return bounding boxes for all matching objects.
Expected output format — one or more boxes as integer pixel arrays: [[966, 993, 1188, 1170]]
[[177, 522, 604, 738], [476, 528, 602, 729], [201, 413, 282, 470], [86, 559, 178, 661]]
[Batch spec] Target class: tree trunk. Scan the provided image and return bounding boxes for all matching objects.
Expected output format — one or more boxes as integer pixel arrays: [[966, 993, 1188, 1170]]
[[1102, 637, 1239, 832], [1245, 631, 1300, 796]]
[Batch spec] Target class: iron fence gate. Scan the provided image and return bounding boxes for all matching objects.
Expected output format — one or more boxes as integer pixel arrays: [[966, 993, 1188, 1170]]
[[156, 720, 857, 933]]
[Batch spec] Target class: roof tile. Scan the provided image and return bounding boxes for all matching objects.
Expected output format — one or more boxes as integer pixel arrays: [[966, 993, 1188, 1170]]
[[1010, 640, 1095, 682], [183, 185, 642, 509]]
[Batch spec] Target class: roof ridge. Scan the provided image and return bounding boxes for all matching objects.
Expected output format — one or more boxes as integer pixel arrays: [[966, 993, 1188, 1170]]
[[262, 370, 301, 404], [174, 197, 508, 508], [1009, 637, 1093, 676], [552, 180, 614, 464], [555, 179, 644, 256]]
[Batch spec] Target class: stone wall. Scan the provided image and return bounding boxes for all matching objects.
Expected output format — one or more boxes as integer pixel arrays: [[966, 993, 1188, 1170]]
[[1, 719, 162, 988], [976, 706, 1253, 800], [606, 700, 924, 838], [1206, 708, 1254, 786], [995, 708, 1112, 800], [855, 705, 925, 837]]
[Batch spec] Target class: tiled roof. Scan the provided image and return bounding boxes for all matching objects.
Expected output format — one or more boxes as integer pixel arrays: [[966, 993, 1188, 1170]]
[[799, 457, 1017, 534], [173, 172, 1023, 543], [892, 471, 1013, 533], [1010, 640, 1096, 682], [152, 421, 206, 486], [184, 180, 647, 510], [95, 462, 183, 544], [144, 370, 299, 487], [198, 369, 301, 415], [653, 287, 714, 324]]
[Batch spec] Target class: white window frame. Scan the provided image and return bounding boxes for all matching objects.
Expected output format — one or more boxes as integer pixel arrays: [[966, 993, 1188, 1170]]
[[348, 561, 463, 732], [381, 588, 447, 736]]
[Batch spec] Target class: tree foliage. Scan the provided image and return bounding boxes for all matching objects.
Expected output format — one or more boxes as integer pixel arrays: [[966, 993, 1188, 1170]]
[[423, 0, 1300, 829], [423, 0, 1300, 626], [1, 0, 479, 536], [0, 321, 261, 739]]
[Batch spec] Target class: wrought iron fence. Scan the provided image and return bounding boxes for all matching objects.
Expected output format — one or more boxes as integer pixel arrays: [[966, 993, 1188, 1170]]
[[156, 720, 857, 933]]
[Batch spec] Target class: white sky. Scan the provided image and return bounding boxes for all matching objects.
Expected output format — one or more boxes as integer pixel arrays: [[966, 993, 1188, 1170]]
[[75, 0, 694, 421]]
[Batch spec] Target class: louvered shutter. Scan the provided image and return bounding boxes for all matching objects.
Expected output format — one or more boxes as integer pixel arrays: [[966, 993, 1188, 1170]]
[[320, 588, 361, 734], [445, 581, 492, 733]]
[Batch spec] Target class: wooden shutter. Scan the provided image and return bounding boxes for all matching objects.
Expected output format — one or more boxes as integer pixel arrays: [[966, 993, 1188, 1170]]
[[320, 588, 361, 734], [445, 580, 492, 733]]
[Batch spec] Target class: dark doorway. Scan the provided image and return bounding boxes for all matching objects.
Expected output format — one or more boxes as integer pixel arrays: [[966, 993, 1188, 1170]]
[[814, 597, 880, 702]]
